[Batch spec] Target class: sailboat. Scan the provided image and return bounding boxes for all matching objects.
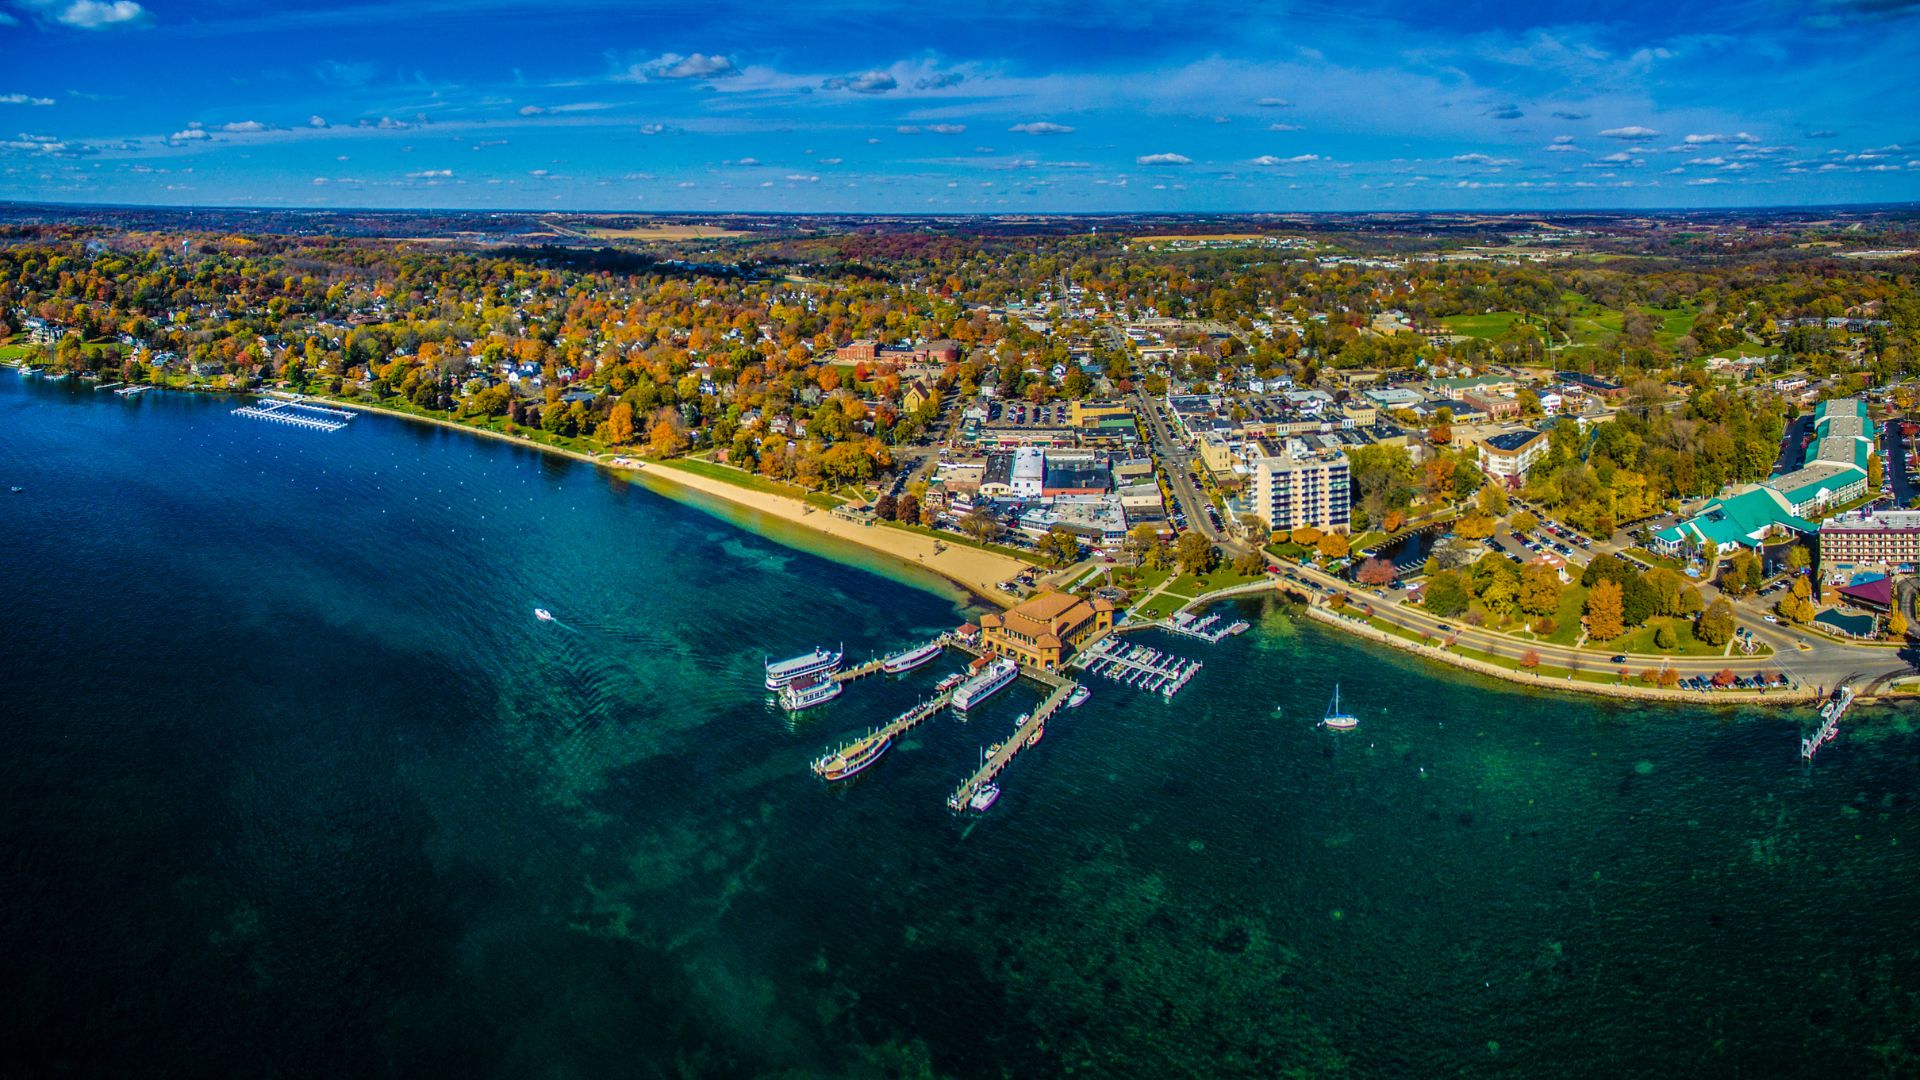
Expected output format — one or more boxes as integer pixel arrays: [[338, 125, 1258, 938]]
[[1321, 684, 1358, 730]]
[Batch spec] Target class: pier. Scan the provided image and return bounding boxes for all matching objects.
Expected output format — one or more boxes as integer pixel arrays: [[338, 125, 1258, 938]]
[[1072, 636, 1201, 698], [812, 688, 956, 779], [114, 385, 150, 397], [830, 635, 948, 684], [1801, 685, 1854, 761], [233, 398, 352, 432], [1165, 610, 1250, 643], [946, 678, 1077, 812]]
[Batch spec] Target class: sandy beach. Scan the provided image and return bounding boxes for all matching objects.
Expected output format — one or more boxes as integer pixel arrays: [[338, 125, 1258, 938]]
[[636, 462, 1029, 608]]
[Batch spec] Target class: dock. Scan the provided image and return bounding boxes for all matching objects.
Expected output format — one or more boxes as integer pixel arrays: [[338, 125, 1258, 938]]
[[830, 635, 948, 684], [947, 678, 1076, 812], [813, 688, 956, 777], [232, 397, 352, 432], [114, 385, 150, 397], [1072, 636, 1201, 698], [1801, 685, 1854, 761], [1165, 610, 1250, 643]]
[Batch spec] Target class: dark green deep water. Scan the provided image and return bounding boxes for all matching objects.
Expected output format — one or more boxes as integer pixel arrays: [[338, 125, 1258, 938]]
[[5, 374, 1920, 1079]]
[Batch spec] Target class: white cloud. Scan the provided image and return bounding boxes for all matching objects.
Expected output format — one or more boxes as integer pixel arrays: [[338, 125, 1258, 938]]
[[405, 169, 452, 179], [167, 127, 209, 143], [638, 123, 667, 135], [1686, 177, 1723, 185], [1543, 143, 1580, 153], [308, 115, 328, 128], [1597, 151, 1636, 163], [822, 71, 897, 94], [0, 93, 56, 106], [218, 120, 267, 133], [1252, 153, 1319, 165], [1267, 123, 1300, 132], [1683, 132, 1759, 144], [926, 123, 965, 134], [784, 174, 819, 182], [728, 157, 761, 167], [627, 52, 738, 80], [1451, 152, 1519, 166], [518, 105, 545, 116], [1136, 152, 1190, 166], [1010, 121, 1074, 135], [1599, 125, 1660, 139], [28, 0, 151, 29], [1256, 97, 1291, 107]]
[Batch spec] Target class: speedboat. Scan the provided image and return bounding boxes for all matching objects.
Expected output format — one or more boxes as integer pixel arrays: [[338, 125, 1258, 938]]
[[968, 783, 1001, 811], [1067, 685, 1091, 708], [534, 608, 554, 622]]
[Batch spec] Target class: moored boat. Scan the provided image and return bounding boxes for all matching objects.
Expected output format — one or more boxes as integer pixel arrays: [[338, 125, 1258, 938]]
[[779, 673, 843, 712], [935, 672, 965, 692], [1067, 685, 1090, 708], [881, 640, 943, 674], [765, 645, 843, 690], [953, 657, 1019, 711], [812, 734, 891, 781], [968, 783, 1001, 811], [1321, 683, 1359, 730]]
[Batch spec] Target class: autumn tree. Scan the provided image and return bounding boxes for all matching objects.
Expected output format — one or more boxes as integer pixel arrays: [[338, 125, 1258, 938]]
[[1586, 578, 1625, 641], [604, 401, 636, 445], [1317, 532, 1350, 560], [1696, 598, 1737, 646], [1176, 531, 1218, 575], [1890, 610, 1910, 638], [1520, 649, 1541, 671], [1356, 558, 1396, 586], [1518, 560, 1563, 617], [648, 408, 689, 457]]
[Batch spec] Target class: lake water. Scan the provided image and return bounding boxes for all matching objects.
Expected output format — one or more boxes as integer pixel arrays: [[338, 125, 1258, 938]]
[[4, 373, 1918, 1078]]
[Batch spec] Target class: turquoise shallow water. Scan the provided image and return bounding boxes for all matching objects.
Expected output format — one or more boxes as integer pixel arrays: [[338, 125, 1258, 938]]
[[4, 374, 1920, 1078]]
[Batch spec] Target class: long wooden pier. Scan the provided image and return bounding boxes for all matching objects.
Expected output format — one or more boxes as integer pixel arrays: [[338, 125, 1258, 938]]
[[947, 678, 1077, 812], [813, 688, 956, 777]]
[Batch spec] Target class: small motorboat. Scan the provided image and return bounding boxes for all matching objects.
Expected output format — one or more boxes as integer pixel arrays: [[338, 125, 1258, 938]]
[[1067, 686, 1091, 708], [534, 608, 555, 622], [8, 486, 20, 494], [968, 783, 1001, 812]]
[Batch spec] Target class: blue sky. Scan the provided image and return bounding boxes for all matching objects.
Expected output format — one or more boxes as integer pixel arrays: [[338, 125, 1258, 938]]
[[0, 0, 1916, 212]]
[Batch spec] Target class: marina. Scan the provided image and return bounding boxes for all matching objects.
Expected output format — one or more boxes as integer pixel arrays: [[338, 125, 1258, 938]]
[[1072, 636, 1202, 698], [232, 397, 354, 432]]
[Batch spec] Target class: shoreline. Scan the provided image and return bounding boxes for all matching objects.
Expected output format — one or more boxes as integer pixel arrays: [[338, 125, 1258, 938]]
[[302, 394, 1028, 610], [41, 375, 1904, 705]]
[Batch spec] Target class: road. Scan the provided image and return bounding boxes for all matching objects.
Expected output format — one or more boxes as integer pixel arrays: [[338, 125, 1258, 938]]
[[1884, 414, 1915, 507], [1132, 390, 1225, 542], [1273, 556, 1912, 692]]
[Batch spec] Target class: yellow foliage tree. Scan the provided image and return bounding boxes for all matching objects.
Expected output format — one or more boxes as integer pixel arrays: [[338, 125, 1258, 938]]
[[1586, 578, 1625, 641]]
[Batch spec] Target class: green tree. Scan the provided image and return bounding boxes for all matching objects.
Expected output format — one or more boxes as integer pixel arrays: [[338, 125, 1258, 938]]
[[1511, 510, 1539, 534], [1654, 623, 1677, 650], [1423, 570, 1471, 617], [1786, 545, 1811, 573]]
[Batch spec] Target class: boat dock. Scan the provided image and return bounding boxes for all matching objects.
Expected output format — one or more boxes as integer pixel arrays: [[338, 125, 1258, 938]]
[[1801, 685, 1854, 761], [1165, 610, 1250, 643], [94, 381, 124, 392], [814, 688, 956, 777], [114, 385, 150, 397], [830, 634, 948, 684], [946, 679, 1076, 813], [233, 398, 353, 432], [1072, 636, 1201, 698]]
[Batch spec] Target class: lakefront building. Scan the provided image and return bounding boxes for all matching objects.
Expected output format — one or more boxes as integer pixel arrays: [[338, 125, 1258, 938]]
[[1818, 509, 1920, 574], [1476, 429, 1549, 482], [1250, 448, 1351, 533], [979, 591, 1116, 670]]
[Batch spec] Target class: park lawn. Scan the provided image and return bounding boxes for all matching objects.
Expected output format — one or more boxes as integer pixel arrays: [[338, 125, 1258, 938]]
[[0, 342, 32, 363], [1112, 564, 1175, 595], [1598, 615, 1729, 658], [1169, 564, 1269, 596], [1440, 311, 1535, 340], [1710, 340, 1772, 359], [1542, 584, 1591, 645], [1133, 592, 1189, 621]]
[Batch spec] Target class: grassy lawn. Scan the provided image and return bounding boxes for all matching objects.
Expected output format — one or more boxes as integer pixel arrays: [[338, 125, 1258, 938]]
[[1598, 616, 1736, 658], [1111, 564, 1175, 596], [0, 342, 33, 363], [656, 456, 845, 508], [1168, 564, 1269, 596], [1133, 592, 1190, 620], [1449, 301, 1696, 350]]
